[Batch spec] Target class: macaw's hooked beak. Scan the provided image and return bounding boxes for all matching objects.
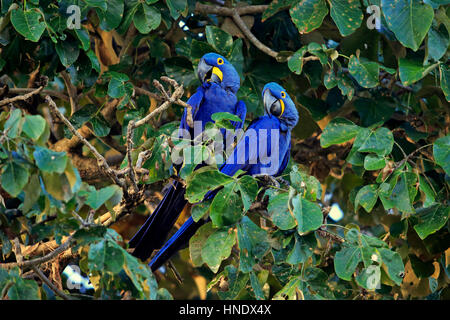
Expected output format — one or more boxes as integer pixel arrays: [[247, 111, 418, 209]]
[[197, 58, 223, 84], [263, 89, 276, 118]]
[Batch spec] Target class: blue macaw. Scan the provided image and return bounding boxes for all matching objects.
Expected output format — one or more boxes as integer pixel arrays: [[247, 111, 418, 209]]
[[148, 82, 299, 271], [129, 53, 246, 261]]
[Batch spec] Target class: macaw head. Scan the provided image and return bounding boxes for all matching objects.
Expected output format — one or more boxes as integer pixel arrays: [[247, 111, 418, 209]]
[[197, 53, 240, 94], [262, 82, 299, 130]]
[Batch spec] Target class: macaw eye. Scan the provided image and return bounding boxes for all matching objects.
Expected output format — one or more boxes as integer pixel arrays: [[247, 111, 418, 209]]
[[270, 100, 283, 117], [217, 58, 224, 65], [280, 91, 286, 98]]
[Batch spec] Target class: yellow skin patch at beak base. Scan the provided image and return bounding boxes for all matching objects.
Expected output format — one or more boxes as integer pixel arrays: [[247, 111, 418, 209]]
[[212, 67, 223, 82], [279, 99, 285, 117]]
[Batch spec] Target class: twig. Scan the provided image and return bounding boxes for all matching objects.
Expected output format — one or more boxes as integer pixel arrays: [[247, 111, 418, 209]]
[[0, 85, 44, 107], [0, 235, 75, 270], [31, 265, 74, 300], [126, 120, 139, 193], [195, 3, 277, 58], [45, 95, 126, 189], [60, 71, 78, 115]]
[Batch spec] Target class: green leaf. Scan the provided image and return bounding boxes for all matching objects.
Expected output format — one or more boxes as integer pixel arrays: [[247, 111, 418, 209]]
[[22, 173, 41, 213], [1, 162, 29, 197], [85, 185, 121, 210], [84, 0, 107, 10], [287, 47, 307, 75], [320, 118, 360, 148], [217, 265, 249, 300], [289, 0, 328, 34], [440, 64, 450, 102], [262, 0, 296, 21], [427, 25, 449, 61], [210, 182, 243, 227], [413, 204, 449, 239], [236, 175, 258, 212], [348, 55, 380, 88], [97, 0, 125, 30], [329, 0, 363, 36], [211, 112, 242, 123], [166, 0, 187, 20], [4, 108, 24, 138], [185, 167, 234, 203], [22, 115, 46, 140], [354, 98, 394, 127], [107, 72, 130, 98], [7, 277, 40, 300], [364, 154, 386, 171], [334, 246, 362, 281], [11, 9, 45, 42], [286, 233, 316, 265], [355, 184, 378, 213], [237, 216, 270, 273], [267, 193, 296, 230], [357, 127, 394, 156], [379, 248, 404, 286], [134, 3, 161, 34], [249, 271, 265, 300], [398, 59, 438, 86], [205, 26, 233, 56], [55, 40, 80, 67], [433, 134, 450, 175], [191, 200, 211, 222], [291, 195, 323, 235], [380, 171, 418, 213], [355, 265, 381, 290], [201, 228, 236, 273], [189, 222, 215, 267], [88, 240, 125, 273], [381, 0, 434, 51], [33, 147, 68, 174], [89, 114, 111, 137]]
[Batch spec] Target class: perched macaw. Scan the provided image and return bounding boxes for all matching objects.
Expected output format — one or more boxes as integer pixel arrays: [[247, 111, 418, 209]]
[[129, 53, 246, 261], [148, 82, 299, 271]]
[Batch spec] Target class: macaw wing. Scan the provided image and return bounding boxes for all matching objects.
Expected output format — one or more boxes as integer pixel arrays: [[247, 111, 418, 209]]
[[230, 100, 247, 130], [219, 117, 280, 177], [179, 87, 205, 132]]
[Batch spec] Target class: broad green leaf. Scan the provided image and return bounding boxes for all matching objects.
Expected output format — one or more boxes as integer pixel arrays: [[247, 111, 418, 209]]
[[418, 175, 436, 207], [381, 0, 434, 51], [189, 222, 215, 266], [364, 154, 386, 171], [89, 114, 111, 137], [354, 184, 378, 213], [287, 47, 307, 75], [236, 175, 258, 212], [185, 167, 234, 203], [329, 0, 363, 36], [398, 59, 438, 86], [427, 25, 449, 61], [291, 196, 323, 235], [4, 108, 23, 138], [357, 127, 393, 156], [267, 193, 296, 230], [289, 0, 328, 34], [249, 271, 265, 300], [262, 0, 296, 21], [134, 3, 161, 34], [348, 55, 380, 88], [320, 118, 360, 148], [191, 200, 211, 222], [166, 0, 187, 20], [22, 173, 41, 213], [11, 9, 45, 42], [440, 64, 450, 101], [380, 171, 418, 213], [210, 182, 243, 227], [217, 265, 249, 299], [55, 40, 80, 67], [413, 204, 449, 239], [41, 171, 73, 202], [98, 0, 125, 30], [84, 0, 107, 10], [7, 277, 40, 300], [205, 26, 233, 56], [202, 228, 236, 273], [237, 216, 270, 273], [1, 162, 29, 197], [33, 147, 68, 174], [433, 134, 450, 175], [22, 115, 46, 140], [334, 246, 362, 281], [286, 233, 316, 265], [355, 265, 381, 290], [85, 185, 121, 210], [379, 248, 404, 286], [211, 112, 242, 123]]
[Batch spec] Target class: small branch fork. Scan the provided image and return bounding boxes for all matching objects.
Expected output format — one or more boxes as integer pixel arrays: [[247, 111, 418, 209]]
[[194, 3, 278, 59]]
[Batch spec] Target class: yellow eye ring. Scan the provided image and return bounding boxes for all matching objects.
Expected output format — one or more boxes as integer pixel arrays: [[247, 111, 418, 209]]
[[281, 91, 286, 98], [217, 58, 224, 65]]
